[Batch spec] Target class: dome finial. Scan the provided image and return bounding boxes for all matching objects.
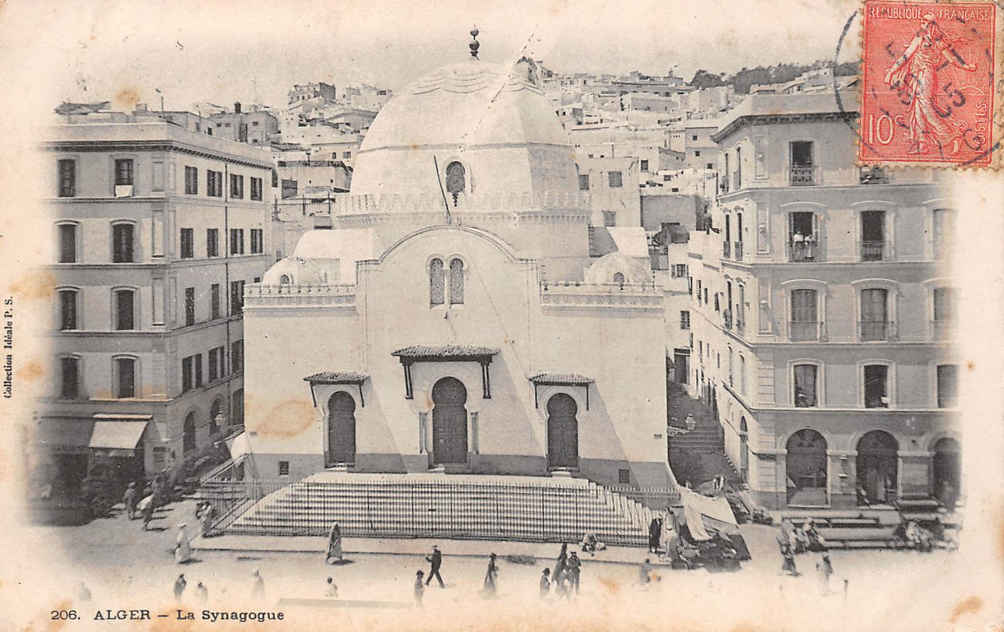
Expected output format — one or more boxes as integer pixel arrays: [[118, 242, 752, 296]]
[[469, 25, 480, 59]]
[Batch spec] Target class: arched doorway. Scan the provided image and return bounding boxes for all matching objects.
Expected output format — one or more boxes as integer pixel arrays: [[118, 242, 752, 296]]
[[431, 378, 468, 465], [209, 398, 223, 436], [786, 429, 827, 506], [327, 392, 357, 465], [183, 413, 196, 454], [932, 437, 960, 510], [739, 417, 749, 483], [856, 430, 898, 505], [546, 393, 579, 469]]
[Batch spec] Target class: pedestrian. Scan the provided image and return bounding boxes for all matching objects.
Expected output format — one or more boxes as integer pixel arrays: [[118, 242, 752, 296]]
[[122, 482, 137, 520], [424, 545, 445, 588], [639, 558, 652, 584], [816, 554, 834, 594], [648, 517, 662, 552], [414, 570, 425, 607], [482, 553, 498, 597], [553, 542, 568, 582], [173, 574, 187, 602], [140, 495, 154, 531], [326, 523, 343, 564], [777, 522, 799, 577], [196, 581, 208, 604], [566, 552, 581, 595], [175, 523, 192, 564], [325, 576, 338, 598], [539, 568, 551, 599], [199, 502, 216, 537], [251, 569, 265, 600]]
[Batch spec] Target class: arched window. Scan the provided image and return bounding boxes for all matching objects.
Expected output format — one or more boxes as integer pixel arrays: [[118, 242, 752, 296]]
[[279, 274, 292, 286], [445, 162, 466, 206], [449, 258, 464, 305], [429, 258, 445, 306], [613, 272, 625, 286], [209, 398, 224, 435], [58, 288, 79, 330]]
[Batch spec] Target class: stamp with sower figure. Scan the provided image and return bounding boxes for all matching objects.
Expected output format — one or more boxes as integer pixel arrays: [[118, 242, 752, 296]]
[[859, 0, 1001, 168]]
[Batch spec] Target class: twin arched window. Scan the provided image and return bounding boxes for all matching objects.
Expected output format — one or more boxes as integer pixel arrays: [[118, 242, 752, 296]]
[[430, 257, 464, 306], [445, 162, 466, 206]]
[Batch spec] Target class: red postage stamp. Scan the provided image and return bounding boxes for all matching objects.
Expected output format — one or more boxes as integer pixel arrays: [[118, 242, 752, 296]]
[[859, 0, 1001, 168]]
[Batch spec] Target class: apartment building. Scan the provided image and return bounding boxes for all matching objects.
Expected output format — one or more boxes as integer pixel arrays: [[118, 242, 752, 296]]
[[38, 111, 274, 493], [686, 90, 960, 509]]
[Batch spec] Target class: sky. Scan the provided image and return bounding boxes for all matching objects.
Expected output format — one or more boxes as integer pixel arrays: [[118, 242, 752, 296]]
[[4, 0, 861, 112]]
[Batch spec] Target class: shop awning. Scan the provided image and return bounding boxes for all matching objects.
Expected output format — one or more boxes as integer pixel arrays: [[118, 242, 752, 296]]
[[88, 421, 148, 450], [529, 373, 595, 410], [36, 419, 94, 453]]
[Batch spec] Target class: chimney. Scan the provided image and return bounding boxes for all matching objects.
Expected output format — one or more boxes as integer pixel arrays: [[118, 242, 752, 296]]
[[234, 102, 242, 114]]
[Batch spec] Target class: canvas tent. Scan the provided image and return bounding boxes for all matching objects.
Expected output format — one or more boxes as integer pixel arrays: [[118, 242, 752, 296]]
[[676, 487, 751, 560]]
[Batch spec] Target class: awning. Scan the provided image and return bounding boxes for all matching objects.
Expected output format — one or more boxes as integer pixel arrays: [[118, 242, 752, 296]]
[[36, 419, 94, 453], [391, 345, 500, 360], [392, 345, 500, 399], [89, 421, 148, 450], [303, 372, 368, 406], [529, 373, 594, 409]]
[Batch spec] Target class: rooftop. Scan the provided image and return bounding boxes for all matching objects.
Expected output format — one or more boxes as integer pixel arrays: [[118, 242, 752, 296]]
[[713, 89, 859, 142]]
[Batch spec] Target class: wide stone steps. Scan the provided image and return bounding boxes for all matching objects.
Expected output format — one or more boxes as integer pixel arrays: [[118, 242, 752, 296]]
[[224, 473, 656, 546]]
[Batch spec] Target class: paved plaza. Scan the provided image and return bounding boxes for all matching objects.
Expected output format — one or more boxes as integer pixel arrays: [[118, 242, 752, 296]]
[[14, 497, 982, 631]]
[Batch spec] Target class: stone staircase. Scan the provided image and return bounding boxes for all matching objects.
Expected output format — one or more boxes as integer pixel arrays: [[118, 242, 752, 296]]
[[224, 472, 659, 547], [667, 383, 740, 487]]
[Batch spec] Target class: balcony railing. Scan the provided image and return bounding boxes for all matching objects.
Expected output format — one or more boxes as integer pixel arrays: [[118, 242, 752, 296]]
[[789, 165, 817, 186], [789, 237, 819, 262], [789, 321, 821, 341], [932, 319, 955, 340], [859, 320, 895, 341], [722, 241, 731, 258], [859, 165, 890, 184], [733, 241, 743, 260], [861, 240, 885, 261]]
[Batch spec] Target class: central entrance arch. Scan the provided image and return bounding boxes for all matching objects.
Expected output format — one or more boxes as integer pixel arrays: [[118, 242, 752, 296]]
[[786, 429, 827, 506], [432, 377, 468, 465], [327, 392, 357, 465], [546, 393, 579, 469]]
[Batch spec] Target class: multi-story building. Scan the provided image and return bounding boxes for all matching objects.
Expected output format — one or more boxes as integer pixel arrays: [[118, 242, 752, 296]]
[[37, 110, 274, 492], [687, 90, 960, 510], [207, 103, 279, 146]]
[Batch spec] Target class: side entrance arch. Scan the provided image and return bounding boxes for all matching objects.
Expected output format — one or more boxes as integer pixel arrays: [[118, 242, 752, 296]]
[[856, 430, 898, 505], [546, 393, 579, 469], [739, 417, 749, 483], [327, 391, 357, 466], [431, 377, 468, 465], [932, 437, 960, 509]]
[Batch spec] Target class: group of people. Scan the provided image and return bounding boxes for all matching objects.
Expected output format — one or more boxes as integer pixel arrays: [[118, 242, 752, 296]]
[[172, 573, 210, 604], [543, 543, 582, 598], [121, 481, 158, 530], [776, 518, 837, 594]]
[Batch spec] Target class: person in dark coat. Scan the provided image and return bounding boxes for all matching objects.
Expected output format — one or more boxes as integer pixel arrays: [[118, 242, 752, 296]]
[[648, 517, 662, 552], [565, 552, 581, 595], [539, 568, 551, 598], [122, 482, 137, 519], [173, 574, 187, 602], [482, 553, 498, 597], [552, 542, 568, 594], [424, 545, 445, 587]]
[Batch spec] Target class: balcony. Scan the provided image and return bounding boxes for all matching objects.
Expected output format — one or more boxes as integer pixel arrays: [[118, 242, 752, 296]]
[[722, 241, 731, 258], [859, 320, 895, 341], [732, 171, 741, 191], [733, 241, 743, 260], [789, 165, 818, 186], [859, 165, 890, 184], [861, 240, 885, 261], [932, 319, 955, 340], [789, 321, 821, 342], [788, 237, 819, 262]]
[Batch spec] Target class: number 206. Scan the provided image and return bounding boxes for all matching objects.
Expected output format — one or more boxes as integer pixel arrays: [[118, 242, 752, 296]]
[[51, 610, 78, 620]]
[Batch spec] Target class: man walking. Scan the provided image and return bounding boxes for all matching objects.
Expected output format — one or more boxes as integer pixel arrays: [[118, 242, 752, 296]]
[[122, 482, 137, 520], [424, 545, 445, 588], [566, 552, 581, 595]]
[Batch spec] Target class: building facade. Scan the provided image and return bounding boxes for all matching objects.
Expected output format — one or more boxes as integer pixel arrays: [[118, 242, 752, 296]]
[[38, 112, 274, 491], [686, 91, 960, 509]]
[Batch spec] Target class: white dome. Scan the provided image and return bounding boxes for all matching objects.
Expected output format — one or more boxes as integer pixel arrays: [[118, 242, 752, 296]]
[[261, 257, 338, 286], [584, 252, 652, 285], [261, 228, 378, 285], [349, 57, 578, 204]]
